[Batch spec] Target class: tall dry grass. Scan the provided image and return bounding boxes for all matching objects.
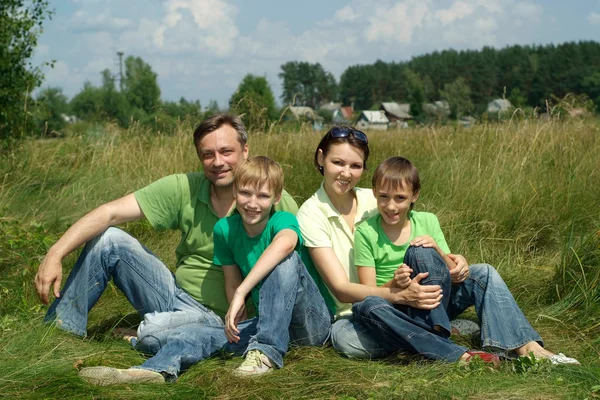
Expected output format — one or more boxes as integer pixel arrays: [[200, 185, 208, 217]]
[[0, 117, 599, 399]]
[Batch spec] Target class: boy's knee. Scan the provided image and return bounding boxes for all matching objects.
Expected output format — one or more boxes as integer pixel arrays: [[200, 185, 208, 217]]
[[331, 317, 389, 359], [404, 246, 449, 283], [352, 296, 389, 318]]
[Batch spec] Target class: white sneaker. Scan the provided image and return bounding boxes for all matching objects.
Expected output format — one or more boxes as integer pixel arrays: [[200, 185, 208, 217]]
[[79, 366, 165, 386], [234, 350, 273, 377], [548, 353, 580, 365], [450, 319, 480, 336]]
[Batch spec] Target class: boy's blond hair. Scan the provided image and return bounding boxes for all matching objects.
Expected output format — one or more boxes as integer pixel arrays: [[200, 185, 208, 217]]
[[234, 156, 284, 197], [372, 156, 421, 195]]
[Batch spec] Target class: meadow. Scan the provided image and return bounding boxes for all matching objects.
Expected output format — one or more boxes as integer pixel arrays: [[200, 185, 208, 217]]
[[0, 116, 599, 399]]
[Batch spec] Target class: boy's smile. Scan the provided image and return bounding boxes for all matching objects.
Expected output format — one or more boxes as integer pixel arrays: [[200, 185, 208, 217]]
[[234, 181, 281, 237], [376, 182, 419, 228]]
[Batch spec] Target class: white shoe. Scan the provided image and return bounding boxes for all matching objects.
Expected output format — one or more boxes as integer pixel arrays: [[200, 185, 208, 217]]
[[450, 319, 480, 336], [234, 350, 273, 377], [548, 353, 580, 365], [79, 366, 165, 386]]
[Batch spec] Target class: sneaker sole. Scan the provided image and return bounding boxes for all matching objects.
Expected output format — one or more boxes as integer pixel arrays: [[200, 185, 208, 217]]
[[79, 367, 164, 386]]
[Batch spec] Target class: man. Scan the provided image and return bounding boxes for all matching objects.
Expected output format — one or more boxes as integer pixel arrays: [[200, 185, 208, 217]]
[[34, 113, 298, 354]]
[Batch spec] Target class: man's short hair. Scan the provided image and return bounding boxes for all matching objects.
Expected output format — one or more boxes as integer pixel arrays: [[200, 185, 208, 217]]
[[234, 156, 284, 198], [193, 113, 248, 148], [372, 156, 421, 194]]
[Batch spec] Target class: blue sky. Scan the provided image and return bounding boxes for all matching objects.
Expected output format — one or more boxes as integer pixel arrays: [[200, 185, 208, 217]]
[[33, 0, 600, 108]]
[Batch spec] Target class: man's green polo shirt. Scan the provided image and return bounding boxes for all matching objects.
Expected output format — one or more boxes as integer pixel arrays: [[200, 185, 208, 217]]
[[134, 172, 298, 317]]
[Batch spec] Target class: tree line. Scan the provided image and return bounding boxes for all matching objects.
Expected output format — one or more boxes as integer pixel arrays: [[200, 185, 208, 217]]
[[3, 0, 600, 139]]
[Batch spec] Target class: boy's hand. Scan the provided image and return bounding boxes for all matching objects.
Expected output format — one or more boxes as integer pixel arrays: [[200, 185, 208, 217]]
[[398, 272, 443, 309], [35, 252, 63, 304], [225, 292, 247, 343], [448, 254, 470, 283], [410, 235, 439, 250], [393, 264, 412, 289]]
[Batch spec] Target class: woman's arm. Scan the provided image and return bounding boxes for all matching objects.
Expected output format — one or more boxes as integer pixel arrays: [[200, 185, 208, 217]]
[[357, 265, 412, 289], [309, 247, 437, 307]]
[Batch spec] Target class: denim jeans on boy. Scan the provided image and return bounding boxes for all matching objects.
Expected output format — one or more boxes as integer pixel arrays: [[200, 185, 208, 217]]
[[45, 227, 223, 343], [134, 252, 332, 377], [335, 246, 542, 361]]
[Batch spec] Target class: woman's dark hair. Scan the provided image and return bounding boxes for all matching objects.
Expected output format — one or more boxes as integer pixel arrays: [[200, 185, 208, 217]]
[[313, 127, 370, 175]]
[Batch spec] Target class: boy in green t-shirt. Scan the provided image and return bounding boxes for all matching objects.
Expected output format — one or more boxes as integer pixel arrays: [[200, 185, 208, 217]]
[[213, 156, 333, 376], [354, 156, 457, 336]]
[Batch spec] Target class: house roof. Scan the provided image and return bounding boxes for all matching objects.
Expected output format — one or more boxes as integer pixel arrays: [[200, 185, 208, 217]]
[[288, 106, 317, 120], [340, 106, 353, 119], [319, 102, 342, 112], [360, 110, 389, 124], [487, 99, 513, 113], [381, 102, 412, 119]]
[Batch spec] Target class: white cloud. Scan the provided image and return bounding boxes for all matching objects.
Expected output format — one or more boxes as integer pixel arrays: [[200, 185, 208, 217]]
[[364, 1, 431, 44], [153, 0, 239, 57], [71, 10, 135, 32], [334, 5, 358, 22], [512, 2, 543, 22], [589, 12, 600, 25], [435, 1, 475, 25]]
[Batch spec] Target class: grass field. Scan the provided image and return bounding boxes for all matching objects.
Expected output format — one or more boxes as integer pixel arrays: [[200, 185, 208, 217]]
[[1, 117, 599, 399]]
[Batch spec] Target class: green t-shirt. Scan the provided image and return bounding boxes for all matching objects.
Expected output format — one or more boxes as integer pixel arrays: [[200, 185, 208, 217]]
[[354, 211, 451, 287], [134, 172, 298, 318], [213, 211, 336, 315]]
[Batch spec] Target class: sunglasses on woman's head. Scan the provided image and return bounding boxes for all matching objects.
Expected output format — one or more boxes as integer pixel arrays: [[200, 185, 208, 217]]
[[328, 127, 368, 144]]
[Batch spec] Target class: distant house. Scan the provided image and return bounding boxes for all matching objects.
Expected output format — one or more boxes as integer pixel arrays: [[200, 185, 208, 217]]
[[319, 102, 350, 124], [422, 100, 451, 119], [356, 110, 389, 130], [487, 99, 513, 113], [340, 106, 354, 120], [287, 106, 318, 120], [380, 102, 412, 122]]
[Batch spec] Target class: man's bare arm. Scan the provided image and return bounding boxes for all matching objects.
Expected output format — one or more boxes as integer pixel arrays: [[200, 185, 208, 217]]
[[34, 193, 145, 304]]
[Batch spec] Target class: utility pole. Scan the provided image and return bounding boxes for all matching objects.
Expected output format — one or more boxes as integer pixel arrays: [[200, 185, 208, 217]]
[[117, 51, 124, 91]]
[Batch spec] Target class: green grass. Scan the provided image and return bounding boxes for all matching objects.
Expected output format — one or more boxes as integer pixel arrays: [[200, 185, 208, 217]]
[[0, 117, 599, 399]]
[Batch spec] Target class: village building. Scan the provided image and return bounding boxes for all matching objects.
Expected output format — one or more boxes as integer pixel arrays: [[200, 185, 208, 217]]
[[487, 99, 513, 113], [356, 110, 389, 130]]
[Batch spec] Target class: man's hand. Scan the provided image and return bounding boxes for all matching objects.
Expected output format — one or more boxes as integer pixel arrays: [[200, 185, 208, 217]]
[[393, 272, 443, 309], [392, 264, 412, 289], [448, 253, 469, 283], [224, 292, 247, 343], [410, 235, 440, 251], [35, 253, 63, 305]]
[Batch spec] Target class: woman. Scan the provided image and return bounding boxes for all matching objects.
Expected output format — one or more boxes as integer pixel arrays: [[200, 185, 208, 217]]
[[297, 126, 579, 364]]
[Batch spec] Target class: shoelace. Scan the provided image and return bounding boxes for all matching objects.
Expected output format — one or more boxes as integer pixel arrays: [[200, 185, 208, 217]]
[[240, 351, 262, 368]]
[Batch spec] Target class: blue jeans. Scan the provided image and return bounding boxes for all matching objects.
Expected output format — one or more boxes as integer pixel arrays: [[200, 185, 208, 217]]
[[335, 247, 543, 361], [135, 252, 331, 377], [45, 227, 223, 343], [399, 245, 452, 336]]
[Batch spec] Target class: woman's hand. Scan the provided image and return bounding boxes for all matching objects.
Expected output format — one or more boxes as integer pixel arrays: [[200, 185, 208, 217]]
[[393, 272, 442, 309], [224, 292, 247, 343], [392, 264, 412, 289], [448, 254, 470, 283], [410, 235, 440, 251]]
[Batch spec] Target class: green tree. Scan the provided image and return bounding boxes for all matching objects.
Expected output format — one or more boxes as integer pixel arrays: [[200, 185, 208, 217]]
[[508, 87, 527, 109], [34, 86, 68, 135], [440, 77, 473, 118], [582, 72, 600, 110], [229, 74, 276, 131], [206, 99, 220, 115], [0, 0, 52, 139], [70, 81, 104, 121], [100, 69, 130, 125], [279, 61, 337, 108], [123, 56, 160, 116], [403, 68, 425, 120]]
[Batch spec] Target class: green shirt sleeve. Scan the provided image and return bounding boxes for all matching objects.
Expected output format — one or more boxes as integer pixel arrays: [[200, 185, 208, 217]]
[[275, 189, 299, 215], [134, 174, 182, 231], [270, 211, 303, 250], [428, 213, 451, 254], [354, 221, 376, 268], [213, 218, 234, 266]]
